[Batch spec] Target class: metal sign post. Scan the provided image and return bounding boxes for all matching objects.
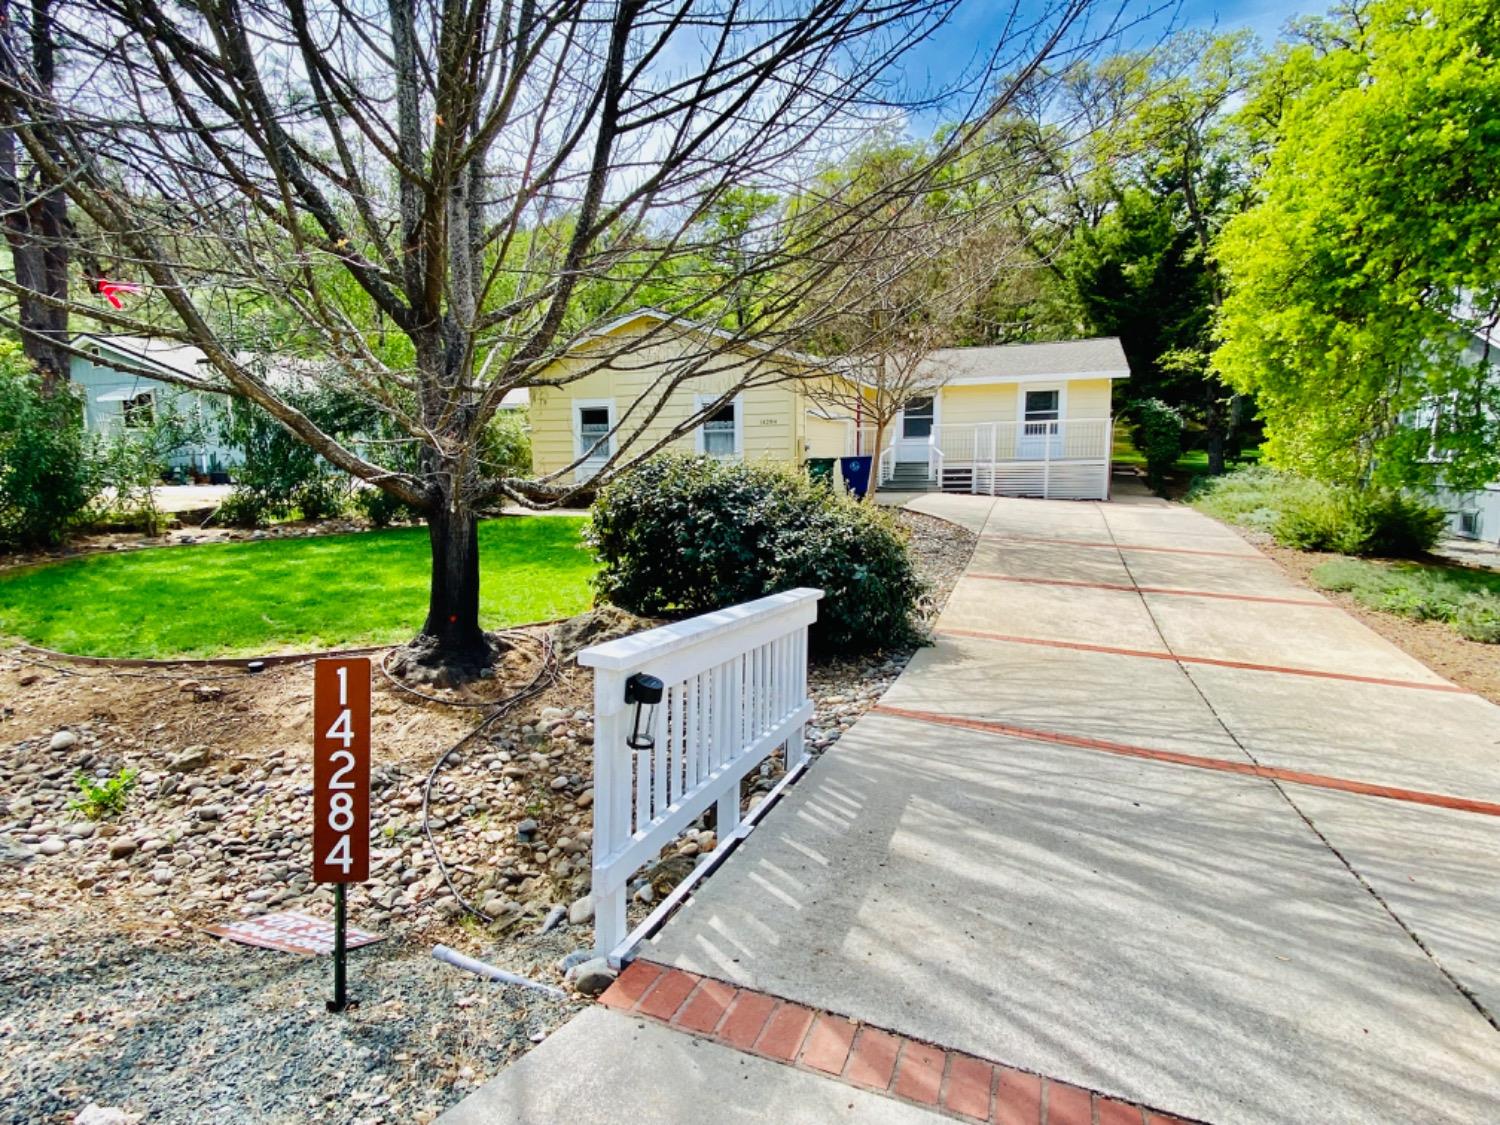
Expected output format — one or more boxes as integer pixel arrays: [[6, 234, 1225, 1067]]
[[313, 658, 371, 1013]]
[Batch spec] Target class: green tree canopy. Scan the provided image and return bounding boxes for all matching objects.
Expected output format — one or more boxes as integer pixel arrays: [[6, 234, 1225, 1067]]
[[1214, 0, 1500, 489]]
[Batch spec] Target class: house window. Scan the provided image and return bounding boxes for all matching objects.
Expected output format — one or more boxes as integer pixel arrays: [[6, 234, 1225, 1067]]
[[574, 401, 614, 479], [1459, 510, 1481, 538], [695, 395, 742, 458], [902, 395, 934, 439], [1018, 386, 1064, 460], [122, 391, 155, 428], [1024, 389, 1060, 425]]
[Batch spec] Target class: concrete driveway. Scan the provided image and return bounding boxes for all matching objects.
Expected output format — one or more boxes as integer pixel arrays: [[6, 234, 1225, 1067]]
[[641, 494, 1500, 1123]]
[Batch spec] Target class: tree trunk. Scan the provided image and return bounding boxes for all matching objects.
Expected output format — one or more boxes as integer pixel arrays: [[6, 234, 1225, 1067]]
[[0, 0, 71, 393], [1205, 424, 1227, 476], [419, 499, 491, 670], [865, 419, 887, 503]]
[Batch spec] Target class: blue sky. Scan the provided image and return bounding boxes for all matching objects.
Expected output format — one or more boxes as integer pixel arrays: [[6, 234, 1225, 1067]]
[[896, 0, 1315, 116]]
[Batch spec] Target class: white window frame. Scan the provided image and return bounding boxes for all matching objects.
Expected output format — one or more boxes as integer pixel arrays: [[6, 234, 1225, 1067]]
[[693, 393, 744, 459], [1017, 383, 1066, 460], [573, 398, 616, 481], [1021, 383, 1066, 428]]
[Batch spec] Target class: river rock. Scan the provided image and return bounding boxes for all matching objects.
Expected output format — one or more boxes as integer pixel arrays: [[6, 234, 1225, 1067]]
[[49, 730, 77, 752], [169, 746, 211, 773], [572, 958, 617, 998]]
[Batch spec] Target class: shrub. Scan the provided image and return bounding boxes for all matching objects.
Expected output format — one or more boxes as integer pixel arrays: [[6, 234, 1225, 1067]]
[[1272, 487, 1443, 557], [94, 393, 206, 537], [588, 455, 924, 653], [1269, 490, 1346, 551], [215, 386, 376, 525], [1129, 398, 1184, 494], [1338, 490, 1446, 558], [0, 344, 97, 548], [1456, 599, 1500, 644], [214, 488, 270, 528], [354, 485, 419, 528], [481, 410, 532, 479]]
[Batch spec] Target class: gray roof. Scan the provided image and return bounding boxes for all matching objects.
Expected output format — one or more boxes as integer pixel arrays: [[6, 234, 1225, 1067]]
[[78, 333, 212, 380], [918, 337, 1129, 383], [78, 333, 329, 391]]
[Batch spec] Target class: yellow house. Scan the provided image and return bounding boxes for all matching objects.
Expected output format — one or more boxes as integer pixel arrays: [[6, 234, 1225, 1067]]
[[530, 310, 1129, 500]]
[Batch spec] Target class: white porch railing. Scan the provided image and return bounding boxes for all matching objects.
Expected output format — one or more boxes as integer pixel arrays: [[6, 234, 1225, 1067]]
[[577, 588, 822, 964], [846, 418, 1113, 499], [856, 418, 1112, 462]]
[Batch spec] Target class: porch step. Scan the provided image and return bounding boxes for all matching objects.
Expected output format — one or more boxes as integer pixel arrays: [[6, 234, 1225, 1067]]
[[882, 463, 935, 492]]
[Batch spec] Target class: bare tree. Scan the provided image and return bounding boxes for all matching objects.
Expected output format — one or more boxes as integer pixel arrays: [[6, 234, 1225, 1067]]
[[801, 142, 1022, 500], [0, 0, 1119, 677]]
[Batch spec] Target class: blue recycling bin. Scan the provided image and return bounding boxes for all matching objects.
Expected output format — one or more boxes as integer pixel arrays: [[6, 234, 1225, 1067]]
[[839, 456, 872, 499]]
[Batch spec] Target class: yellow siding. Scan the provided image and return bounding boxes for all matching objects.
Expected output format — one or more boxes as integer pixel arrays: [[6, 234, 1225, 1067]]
[[529, 325, 804, 478], [937, 384, 1019, 426], [935, 378, 1113, 424], [1066, 378, 1113, 418], [803, 411, 850, 458], [529, 321, 1121, 479]]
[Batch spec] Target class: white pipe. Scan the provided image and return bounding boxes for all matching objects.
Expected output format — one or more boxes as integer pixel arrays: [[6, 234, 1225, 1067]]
[[431, 944, 568, 999]]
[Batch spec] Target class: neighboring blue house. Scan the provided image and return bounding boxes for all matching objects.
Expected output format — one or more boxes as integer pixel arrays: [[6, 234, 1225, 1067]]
[[70, 333, 242, 479], [70, 333, 532, 483], [1423, 321, 1500, 545]]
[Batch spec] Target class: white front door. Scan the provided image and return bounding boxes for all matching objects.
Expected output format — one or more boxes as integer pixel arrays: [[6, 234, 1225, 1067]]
[[1018, 388, 1062, 460], [895, 395, 936, 462]]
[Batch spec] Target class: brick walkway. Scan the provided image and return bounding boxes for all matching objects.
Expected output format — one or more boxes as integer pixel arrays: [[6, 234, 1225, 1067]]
[[600, 961, 1191, 1125]]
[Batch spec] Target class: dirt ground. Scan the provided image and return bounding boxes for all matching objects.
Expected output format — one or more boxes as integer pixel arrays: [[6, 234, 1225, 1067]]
[[1260, 542, 1500, 705]]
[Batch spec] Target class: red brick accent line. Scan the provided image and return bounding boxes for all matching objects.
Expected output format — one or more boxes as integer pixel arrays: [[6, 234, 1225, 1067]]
[[872, 703, 1500, 819], [994, 1068, 1043, 1125], [718, 989, 777, 1050], [599, 962, 1193, 1125], [981, 532, 1268, 561], [636, 967, 699, 1021], [754, 1000, 815, 1063], [802, 1013, 858, 1074], [599, 959, 666, 1010], [674, 977, 736, 1034], [847, 1025, 902, 1090], [967, 571, 1334, 608], [936, 626, 1471, 695], [894, 1039, 946, 1104], [944, 1054, 996, 1120]]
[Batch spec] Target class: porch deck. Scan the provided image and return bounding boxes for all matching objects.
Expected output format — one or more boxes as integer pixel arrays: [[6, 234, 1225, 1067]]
[[855, 418, 1113, 501]]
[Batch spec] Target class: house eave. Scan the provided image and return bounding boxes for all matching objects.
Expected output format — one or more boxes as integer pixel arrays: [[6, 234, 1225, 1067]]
[[943, 368, 1130, 387]]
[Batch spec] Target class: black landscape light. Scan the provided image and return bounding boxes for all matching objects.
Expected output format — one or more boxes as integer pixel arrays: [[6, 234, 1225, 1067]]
[[625, 673, 664, 750]]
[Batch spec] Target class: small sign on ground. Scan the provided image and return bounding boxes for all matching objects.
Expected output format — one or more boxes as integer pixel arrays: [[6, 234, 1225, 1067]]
[[204, 910, 384, 956]]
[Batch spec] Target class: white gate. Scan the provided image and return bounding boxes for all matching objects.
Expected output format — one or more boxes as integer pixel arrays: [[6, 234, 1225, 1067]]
[[578, 588, 822, 963]]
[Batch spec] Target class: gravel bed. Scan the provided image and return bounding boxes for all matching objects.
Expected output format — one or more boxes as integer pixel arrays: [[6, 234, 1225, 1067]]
[[0, 919, 584, 1125]]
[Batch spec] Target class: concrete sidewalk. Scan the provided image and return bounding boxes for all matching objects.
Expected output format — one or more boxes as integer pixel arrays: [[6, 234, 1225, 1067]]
[[643, 496, 1500, 1122], [446, 494, 1500, 1124]]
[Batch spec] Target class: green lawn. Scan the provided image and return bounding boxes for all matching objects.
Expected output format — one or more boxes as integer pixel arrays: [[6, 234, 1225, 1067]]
[[0, 517, 598, 659], [1112, 430, 1262, 480]]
